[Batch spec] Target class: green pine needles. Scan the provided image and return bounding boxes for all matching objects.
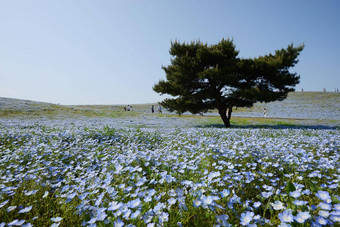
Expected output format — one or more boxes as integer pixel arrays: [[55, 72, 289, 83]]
[[153, 39, 304, 128]]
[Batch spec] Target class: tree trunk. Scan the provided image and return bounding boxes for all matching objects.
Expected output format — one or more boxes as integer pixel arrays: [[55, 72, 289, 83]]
[[227, 107, 232, 123], [218, 108, 231, 128]]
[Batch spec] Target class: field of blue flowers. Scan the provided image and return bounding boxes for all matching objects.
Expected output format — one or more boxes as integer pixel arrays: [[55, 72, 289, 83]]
[[0, 118, 339, 227]]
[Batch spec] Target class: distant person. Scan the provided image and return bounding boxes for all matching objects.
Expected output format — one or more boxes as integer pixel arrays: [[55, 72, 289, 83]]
[[127, 105, 132, 111], [301, 88, 304, 92], [263, 108, 268, 118], [323, 88, 326, 93], [130, 106, 133, 111], [158, 106, 162, 114], [124, 106, 127, 111], [151, 105, 154, 113]]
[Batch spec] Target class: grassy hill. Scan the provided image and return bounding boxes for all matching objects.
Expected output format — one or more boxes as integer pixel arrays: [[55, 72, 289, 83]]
[[233, 92, 340, 120], [0, 92, 339, 128]]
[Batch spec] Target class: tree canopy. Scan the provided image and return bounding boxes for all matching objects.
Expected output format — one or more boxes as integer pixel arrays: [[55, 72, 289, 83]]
[[153, 39, 304, 127]]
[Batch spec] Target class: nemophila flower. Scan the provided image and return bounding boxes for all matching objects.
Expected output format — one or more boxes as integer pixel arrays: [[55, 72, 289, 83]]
[[143, 210, 154, 224], [7, 206, 17, 212], [290, 190, 301, 198], [67, 192, 77, 202], [216, 214, 229, 226], [229, 193, 241, 205], [330, 211, 340, 222], [181, 180, 193, 187], [128, 198, 141, 208], [122, 209, 131, 219], [253, 201, 261, 209], [107, 186, 115, 194], [108, 201, 122, 211], [87, 217, 97, 224], [263, 185, 274, 191], [97, 211, 107, 221], [124, 186, 133, 193], [0, 200, 9, 208], [51, 223, 60, 227], [168, 197, 176, 205], [193, 199, 202, 207], [148, 189, 156, 196], [165, 174, 175, 183], [278, 223, 291, 227], [24, 190, 38, 196], [316, 216, 328, 225], [178, 198, 188, 211], [318, 202, 332, 211], [247, 224, 257, 227], [207, 171, 220, 182], [22, 223, 33, 227], [154, 194, 162, 201], [261, 191, 273, 199], [278, 210, 294, 223], [144, 195, 152, 203], [294, 211, 311, 223], [159, 212, 169, 224], [51, 217, 63, 222], [201, 195, 214, 207], [114, 218, 124, 227], [169, 189, 176, 197], [220, 189, 230, 198], [8, 219, 25, 226], [153, 202, 165, 214], [334, 204, 340, 211], [318, 210, 330, 218], [42, 191, 49, 198], [253, 215, 261, 221], [328, 184, 337, 189], [316, 191, 331, 202], [114, 210, 122, 218], [276, 189, 281, 195], [293, 200, 308, 206], [240, 211, 254, 226], [130, 210, 141, 219], [18, 205, 32, 213], [271, 201, 285, 210], [119, 204, 129, 213]]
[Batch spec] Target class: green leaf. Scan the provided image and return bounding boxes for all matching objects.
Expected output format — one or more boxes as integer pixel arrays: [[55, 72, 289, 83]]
[[305, 179, 319, 193], [331, 196, 340, 204], [286, 181, 296, 194]]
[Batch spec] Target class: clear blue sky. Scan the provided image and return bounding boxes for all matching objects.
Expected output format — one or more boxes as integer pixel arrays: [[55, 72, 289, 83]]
[[1, 0, 339, 105]]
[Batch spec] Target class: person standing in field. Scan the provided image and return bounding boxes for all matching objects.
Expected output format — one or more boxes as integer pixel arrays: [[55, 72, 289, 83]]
[[264, 108, 268, 118], [158, 106, 162, 114], [151, 105, 154, 113]]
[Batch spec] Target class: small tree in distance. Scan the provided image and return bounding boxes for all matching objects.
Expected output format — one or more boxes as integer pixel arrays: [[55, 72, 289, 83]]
[[153, 39, 304, 128]]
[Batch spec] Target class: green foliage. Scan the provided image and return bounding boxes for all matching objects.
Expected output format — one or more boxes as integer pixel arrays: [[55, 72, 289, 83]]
[[286, 181, 297, 194], [154, 39, 304, 127]]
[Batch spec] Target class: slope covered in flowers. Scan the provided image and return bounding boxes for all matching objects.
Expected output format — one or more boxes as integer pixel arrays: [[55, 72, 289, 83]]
[[0, 120, 339, 226]]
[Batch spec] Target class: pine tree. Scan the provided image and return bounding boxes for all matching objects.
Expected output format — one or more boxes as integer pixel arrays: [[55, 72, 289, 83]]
[[153, 39, 304, 128]]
